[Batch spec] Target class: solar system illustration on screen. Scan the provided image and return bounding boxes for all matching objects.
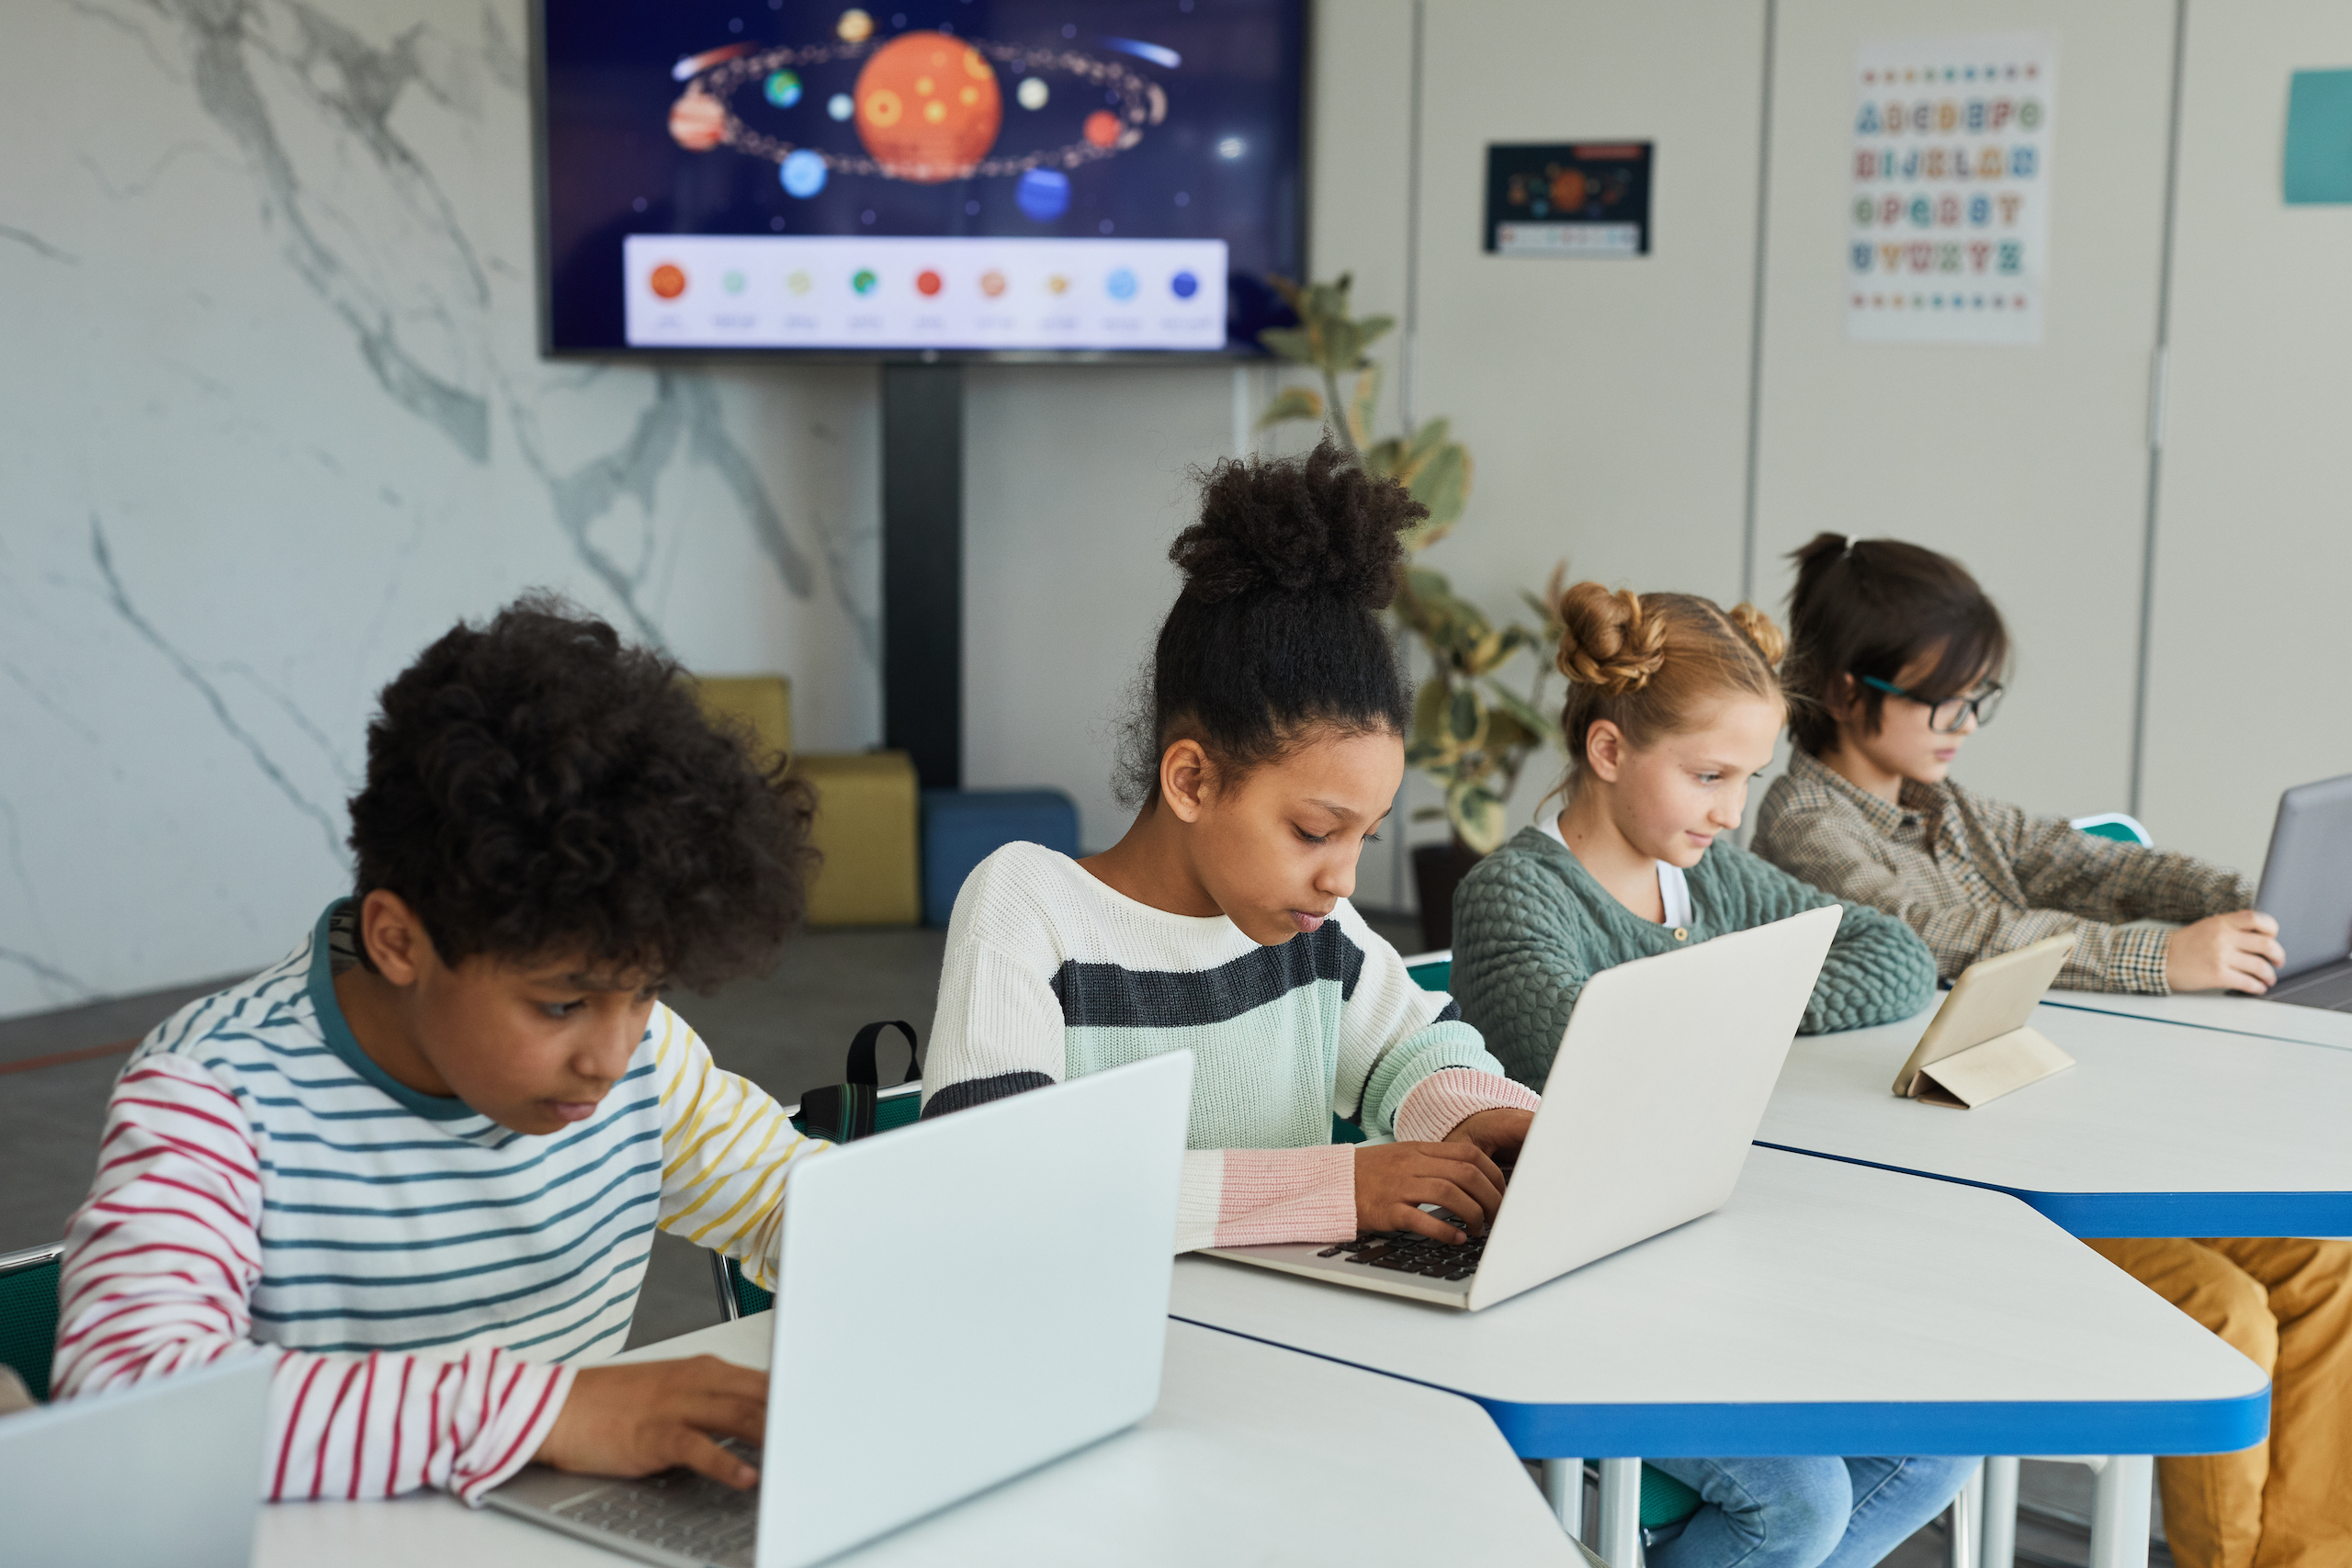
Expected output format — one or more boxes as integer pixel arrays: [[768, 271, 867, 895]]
[[667, 10, 1164, 220]]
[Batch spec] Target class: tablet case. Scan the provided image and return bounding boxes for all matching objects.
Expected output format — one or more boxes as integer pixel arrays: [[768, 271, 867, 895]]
[[1893, 933, 2077, 1109]]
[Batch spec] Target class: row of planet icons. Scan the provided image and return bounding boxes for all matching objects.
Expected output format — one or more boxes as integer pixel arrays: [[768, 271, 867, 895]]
[[646, 261, 1204, 303]]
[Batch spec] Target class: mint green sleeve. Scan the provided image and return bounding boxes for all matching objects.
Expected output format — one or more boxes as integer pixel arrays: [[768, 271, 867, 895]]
[[1449, 853, 1596, 1089], [1334, 919, 1514, 1138], [1714, 845, 1938, 1032]]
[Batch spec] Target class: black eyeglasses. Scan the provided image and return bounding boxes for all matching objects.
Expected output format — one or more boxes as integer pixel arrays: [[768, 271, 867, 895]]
[[1860, 675, 2004, 734]]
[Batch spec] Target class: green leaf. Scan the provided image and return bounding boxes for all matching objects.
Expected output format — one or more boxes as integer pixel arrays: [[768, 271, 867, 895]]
[[1352, 313, 1397, 358], [1445, 686, 1485, 746], [1482, 677, 1564, 748], [1446, 777, 1510, 855], [1256, 326, 1319, 366], [1410, 805, 1447, 823], [1253, 385, 1326, 431]]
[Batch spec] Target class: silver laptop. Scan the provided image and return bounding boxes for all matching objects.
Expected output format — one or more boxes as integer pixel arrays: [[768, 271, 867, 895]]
[[486, 1049, 1193, 1568], [2249, 773, 2352, 1010], [1202, 906, 1841, 1312], [0, 1349, 273, 1568]]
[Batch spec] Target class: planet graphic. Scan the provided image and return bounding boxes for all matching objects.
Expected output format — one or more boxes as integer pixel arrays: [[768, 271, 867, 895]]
[[853, 32, 1002, 183], [1016, 167, 1070, 221], [667, 31, 1165, 192], [916, 269, 944, 297], [979, 269, 1007, 298], [1105, 266, 1137, 302], [667, 89, 725, 151], [780, 148, 828, 197], [723, 269, 746, 294], [787, 269, 813, 294], [852, 268, 878, 295], [1170, 270, 1198, 299], [650, 264, 687, 299], [1045, 274, 1069, 295]]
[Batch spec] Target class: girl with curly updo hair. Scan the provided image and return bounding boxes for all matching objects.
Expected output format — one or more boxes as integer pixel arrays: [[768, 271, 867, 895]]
[[1449, 581, 1952, 1568], [921, 439, 1540, 1257]]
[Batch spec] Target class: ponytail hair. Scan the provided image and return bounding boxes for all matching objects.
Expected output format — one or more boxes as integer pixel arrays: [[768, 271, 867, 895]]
[[1781, 534, 2008, 756], [1114, 438, 1416, 807], [1553, 582, 1787, 788]]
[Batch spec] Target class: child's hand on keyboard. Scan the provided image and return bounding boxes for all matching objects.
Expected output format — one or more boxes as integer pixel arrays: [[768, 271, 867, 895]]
[[1352, 1142, 1508, 1243], [1442, 1107, 1532, 1169], [537, 1355, 769, 1488]]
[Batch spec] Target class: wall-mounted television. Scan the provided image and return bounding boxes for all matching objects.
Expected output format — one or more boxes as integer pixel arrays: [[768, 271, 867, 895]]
[[537, 0, 1307, 357]]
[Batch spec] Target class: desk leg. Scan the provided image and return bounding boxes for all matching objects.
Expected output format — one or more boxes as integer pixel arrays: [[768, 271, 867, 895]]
[[1542, 1459, 1586, 1540], [1599, 1458, 1643, 1568], [1948, 1461, 1983, 1568], [1981, 1458, 2019, 1568], [2088, 1456, 2154, 1568]]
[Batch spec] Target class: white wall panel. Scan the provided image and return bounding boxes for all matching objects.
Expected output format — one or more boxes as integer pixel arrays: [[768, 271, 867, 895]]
[[2137, 1, 2352, 873], [1752, 0, 2176, 820]]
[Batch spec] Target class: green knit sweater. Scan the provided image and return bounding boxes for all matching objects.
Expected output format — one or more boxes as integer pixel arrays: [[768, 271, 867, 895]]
[[1452, 827, 1939, 1087]]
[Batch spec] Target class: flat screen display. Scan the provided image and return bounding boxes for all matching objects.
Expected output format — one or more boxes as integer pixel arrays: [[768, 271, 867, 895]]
[[538, 0, 1307, 356]]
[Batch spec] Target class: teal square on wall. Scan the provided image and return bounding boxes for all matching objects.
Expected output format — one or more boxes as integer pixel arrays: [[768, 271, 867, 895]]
[[2285, 69, 2352, 204]]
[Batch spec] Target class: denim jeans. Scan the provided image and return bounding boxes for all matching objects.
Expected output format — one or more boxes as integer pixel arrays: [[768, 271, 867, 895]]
[[1645, 1455, 1980, 1568]]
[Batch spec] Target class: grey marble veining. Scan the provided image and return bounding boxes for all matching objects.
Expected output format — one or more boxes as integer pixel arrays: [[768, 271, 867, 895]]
[[0, 0, 884, 1018]]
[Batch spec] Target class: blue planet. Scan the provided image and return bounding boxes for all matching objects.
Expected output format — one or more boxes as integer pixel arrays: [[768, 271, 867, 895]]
[[1105, 267, 1137, 302], [1170, 270, 1198, 299], [1016, 167, 1071, 222], [781, 149, 828, 198], [764, 69, 802, 107]]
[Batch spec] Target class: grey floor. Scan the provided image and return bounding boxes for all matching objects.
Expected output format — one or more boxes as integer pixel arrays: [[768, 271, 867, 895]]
[[1, 910, 2163, 1564]]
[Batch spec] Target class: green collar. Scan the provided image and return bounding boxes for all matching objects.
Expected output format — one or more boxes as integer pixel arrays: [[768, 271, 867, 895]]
[[306, 899, 481, 1122]]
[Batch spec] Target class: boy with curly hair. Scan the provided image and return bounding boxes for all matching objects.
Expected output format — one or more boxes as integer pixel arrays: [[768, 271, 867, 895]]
[[51, 595, 820, 1504]]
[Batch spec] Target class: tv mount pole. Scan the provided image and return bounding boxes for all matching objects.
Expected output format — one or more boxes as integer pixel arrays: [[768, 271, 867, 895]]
[[880, 358, 963, 791]]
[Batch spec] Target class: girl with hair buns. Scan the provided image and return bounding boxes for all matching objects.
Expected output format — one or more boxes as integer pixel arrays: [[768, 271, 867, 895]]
[[1452, 581, 1958, 1568], [920, 439, 1538, 1257]]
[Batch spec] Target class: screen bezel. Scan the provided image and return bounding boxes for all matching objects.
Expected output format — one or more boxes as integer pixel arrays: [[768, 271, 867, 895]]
[[528, 0, 1316, 364]]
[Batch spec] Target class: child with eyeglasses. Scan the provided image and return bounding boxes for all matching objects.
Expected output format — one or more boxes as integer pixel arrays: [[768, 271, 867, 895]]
[[1753, 533, 2282, 996], [1755, 534, 2352, 1568]]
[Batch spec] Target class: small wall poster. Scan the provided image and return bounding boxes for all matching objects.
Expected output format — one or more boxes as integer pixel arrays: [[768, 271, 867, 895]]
[[1486, 143, 1653, 256], [1848, 33, 2056, 344]]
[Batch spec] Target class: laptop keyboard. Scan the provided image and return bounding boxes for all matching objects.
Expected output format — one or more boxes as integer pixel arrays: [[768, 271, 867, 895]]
[[1316, 1224, 1486, 1281], [553, 1445, 761, 1568]]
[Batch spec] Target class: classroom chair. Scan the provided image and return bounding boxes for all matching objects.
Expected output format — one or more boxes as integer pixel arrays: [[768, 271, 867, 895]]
[[919, 789, 1080, 928], [0, 1241, 64, 1404], [2070, 813, 2154, 847]]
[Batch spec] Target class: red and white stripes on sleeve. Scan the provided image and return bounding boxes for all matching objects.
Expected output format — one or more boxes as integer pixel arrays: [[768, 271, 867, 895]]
[[51, 1054, 573, 1504]]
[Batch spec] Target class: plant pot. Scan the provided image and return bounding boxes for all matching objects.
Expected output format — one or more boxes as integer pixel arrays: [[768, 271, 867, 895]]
[[1410, 837, 1487, 954]]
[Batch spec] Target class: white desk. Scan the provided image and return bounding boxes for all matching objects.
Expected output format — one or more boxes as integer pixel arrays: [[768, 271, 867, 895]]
[[1170, 1148, 2266, 1568], [2041, 988, 2352, 1053], [1757, 1001, 2352, 1235], [254, 1315, 1583, 1567]]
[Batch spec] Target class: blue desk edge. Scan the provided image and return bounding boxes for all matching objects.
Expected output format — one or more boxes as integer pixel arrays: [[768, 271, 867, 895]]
[[1171, 1318, 2271, 1461]]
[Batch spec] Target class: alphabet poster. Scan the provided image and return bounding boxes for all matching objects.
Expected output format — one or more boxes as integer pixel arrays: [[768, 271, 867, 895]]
[[1848, 33, 2055, 345]]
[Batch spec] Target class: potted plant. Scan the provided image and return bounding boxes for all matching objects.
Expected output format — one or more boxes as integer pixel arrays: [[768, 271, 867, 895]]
[[1256, 275, 1566, 951]]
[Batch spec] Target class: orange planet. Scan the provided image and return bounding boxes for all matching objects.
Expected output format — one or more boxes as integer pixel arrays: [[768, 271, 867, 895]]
[[854, 31, 1001, 182], [668, 88, 725, 151]]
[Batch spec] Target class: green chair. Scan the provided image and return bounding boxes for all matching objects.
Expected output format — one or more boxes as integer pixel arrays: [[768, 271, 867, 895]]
[[0, 1242, 65, 1404], [2071, 812, 2153, 847], [1399, 953, 1704, 1540], [709, 1083, 927, 1321]]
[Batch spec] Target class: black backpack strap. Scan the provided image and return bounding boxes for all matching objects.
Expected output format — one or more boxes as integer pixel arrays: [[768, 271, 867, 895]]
[[845, 1021, 921, 1087]]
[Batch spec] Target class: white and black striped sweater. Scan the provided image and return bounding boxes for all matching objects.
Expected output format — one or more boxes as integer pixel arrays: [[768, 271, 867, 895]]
[[921, 843, 1539, 1251]]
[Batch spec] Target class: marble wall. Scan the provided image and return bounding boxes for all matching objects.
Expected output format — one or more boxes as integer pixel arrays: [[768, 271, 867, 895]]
[[0, 0, 885, 1019]]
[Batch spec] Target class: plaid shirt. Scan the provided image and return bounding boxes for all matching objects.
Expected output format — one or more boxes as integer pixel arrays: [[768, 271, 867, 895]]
[[1751, 750, 2253, 995]]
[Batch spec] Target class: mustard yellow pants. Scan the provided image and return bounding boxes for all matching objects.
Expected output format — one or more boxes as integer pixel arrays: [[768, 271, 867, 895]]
[[2084, 1237, 2352, 1568]]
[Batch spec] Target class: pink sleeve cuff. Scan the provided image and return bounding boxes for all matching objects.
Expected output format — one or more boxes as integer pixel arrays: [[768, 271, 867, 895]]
[[1210, 1145, 1359, 1247], [1393, 1068, 1542, 1145]]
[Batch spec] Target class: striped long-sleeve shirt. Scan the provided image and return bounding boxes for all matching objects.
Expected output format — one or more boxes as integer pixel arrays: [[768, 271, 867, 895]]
[[51, 900, 820, 1504], [920, 843, 1540, 1252]]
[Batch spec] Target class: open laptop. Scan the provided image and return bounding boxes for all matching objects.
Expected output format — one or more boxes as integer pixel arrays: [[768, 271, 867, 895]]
[[1202, 905, 1842, 1312], [0, 1350, 273, 1568], [2249, 773, 2352, 1010], [486, 1049, 1193, 1568]]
